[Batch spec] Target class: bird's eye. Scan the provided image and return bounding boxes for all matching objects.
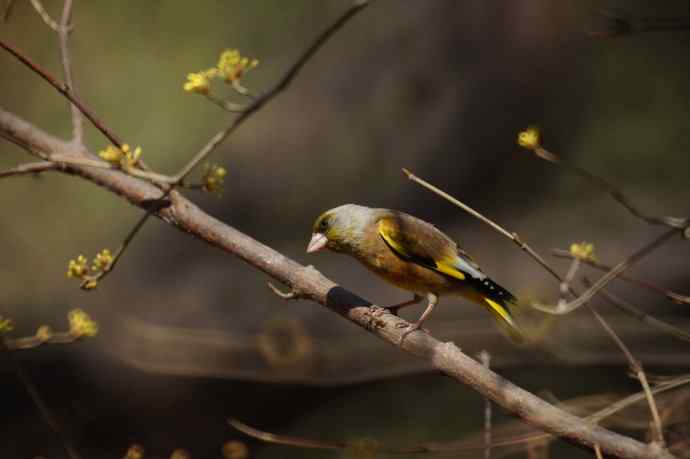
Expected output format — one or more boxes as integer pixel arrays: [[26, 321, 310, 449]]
[[320, 219, 329, 230]]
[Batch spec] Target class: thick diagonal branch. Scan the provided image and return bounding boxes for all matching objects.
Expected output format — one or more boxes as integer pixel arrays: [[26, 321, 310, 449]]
[[0, 107, 673, 459]]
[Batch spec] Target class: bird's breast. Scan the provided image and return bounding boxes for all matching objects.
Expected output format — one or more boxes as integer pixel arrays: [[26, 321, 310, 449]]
[[352, 242, 458, 295]]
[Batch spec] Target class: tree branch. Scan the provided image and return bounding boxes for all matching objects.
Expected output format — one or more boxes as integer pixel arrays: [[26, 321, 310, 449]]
[[0, 160, 60, 178], [0, 107, 674, 459]]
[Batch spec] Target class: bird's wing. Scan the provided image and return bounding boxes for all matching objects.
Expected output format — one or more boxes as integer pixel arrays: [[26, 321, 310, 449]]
[[377, 214, 485, 282]]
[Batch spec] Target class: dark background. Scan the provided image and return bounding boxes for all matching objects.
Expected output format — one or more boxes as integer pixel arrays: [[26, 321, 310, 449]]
[[1, 1, 689, 457]]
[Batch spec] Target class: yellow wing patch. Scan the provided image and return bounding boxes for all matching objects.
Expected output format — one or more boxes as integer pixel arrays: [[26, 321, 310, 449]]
[[434, 259, 466, 281], [378, 219, 413, 258], [377, 219, 465, 281]]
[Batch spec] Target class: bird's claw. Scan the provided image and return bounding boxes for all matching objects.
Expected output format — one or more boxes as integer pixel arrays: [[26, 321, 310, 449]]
[[397, 321, 429, 344]]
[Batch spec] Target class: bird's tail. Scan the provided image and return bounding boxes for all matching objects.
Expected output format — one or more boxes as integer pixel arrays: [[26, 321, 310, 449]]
[[470, 277, 525, 343]]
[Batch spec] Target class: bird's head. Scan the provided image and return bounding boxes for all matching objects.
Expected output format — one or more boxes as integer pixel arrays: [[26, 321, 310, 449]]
[[307, 204, 373, 254]]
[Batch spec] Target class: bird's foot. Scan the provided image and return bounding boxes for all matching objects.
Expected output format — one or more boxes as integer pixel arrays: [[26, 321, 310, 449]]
[[396, 321, 429, 344]]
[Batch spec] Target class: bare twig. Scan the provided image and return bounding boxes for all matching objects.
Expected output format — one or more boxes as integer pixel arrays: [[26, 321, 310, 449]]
[[29, 0, 65, 32], [0, 339, 81, 459], [1, 1, 370, 290], [558, 257, 581, 311], [231, 374, 690, 457], [587, 9, 690, 39], [172, 0, 370, 184], [267, 282, 301, 300], [553, 249, 690, 305], [595, 443, 604, 459], [587, 303, 665, 446], [5, 331, 80, 349], [529, 146, 687, 230], [402, 168, 563, 282], [0, 161, 59, 178], [57, 0, 83, 144], [533, 228, 678, 315], [3, 0, 17, 22], [402, 168, 680, 318], [594, 285, 690, 343], [0, 38, 123, 150], [479, 350, 492, 459], [0, 109, 673, 459]]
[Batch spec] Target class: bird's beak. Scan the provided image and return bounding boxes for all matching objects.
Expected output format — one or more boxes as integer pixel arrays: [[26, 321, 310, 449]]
[[306, 233, 328, 253]]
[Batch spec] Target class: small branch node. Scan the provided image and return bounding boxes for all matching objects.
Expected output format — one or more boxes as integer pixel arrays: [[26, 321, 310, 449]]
[[267, 282, 302, 300]]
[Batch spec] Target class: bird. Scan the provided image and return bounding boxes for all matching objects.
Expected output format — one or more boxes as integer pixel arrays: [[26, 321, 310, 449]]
[[306, 204, 522, 343]]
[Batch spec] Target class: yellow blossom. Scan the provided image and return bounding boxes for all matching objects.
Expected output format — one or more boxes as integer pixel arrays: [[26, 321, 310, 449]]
[[82, 279, 99, 290], [217, 49, 258, 83], [35, 325, 52, 341], [99, 144, 142, 169], [570, 242, 596, 262], [0, 316, 13, 333], [67, 255, 88, 278], [517, 126, 541, 150], [92, 248, 113, 272], [99, 145, 124, 163], [184, 71, 213, 94], [68, 309, 98, 337], [202, 163, 227, 194], [120, 144, 142, 169]]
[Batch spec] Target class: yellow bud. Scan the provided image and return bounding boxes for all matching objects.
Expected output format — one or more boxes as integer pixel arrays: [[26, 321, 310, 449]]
[[35, 325, 52, 341], [184, 72, 211, 95], [517, 127, 541, 150], [99, 145, 124, 163], [68, 309, 99, 337], [67, 255, 89, 279], [0, 316, 14, 333], [569, 242, 596, 261]]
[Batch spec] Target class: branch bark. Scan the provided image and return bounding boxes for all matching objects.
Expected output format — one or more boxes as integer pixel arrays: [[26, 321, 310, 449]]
[[0, 106, 674, 459]]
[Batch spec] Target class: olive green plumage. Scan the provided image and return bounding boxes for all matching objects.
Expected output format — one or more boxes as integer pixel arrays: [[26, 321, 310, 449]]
[[308, 204, 522, 341]]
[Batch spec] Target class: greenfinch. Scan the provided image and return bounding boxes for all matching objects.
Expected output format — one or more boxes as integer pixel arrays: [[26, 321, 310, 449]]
[[307, 204, 522, 342]]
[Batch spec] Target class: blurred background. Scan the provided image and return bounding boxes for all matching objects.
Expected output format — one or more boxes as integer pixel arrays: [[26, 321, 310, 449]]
[[2, 0, 690, 457]]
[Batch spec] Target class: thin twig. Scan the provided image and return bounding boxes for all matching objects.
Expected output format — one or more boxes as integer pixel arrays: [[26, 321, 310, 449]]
[[593, 285, 690, 343], [403, 168, 679, 318], [172, 0, 371, 183], [0, 339, 81, 459], [587, 303, 665, 446], [402, 168, 564, 282], [594, 443, 604, 459], [587, 9, 690, 39], [530, 146, 687, 229], [479, 350, 492, 459], [29, 0, 64, 32], [553, 249, 690, 305], [58, 0, 83, 144], [3, 0, 17, 22], [231, 374, 690, 456], [533, 228, 678, 315], [0, 161, 59, 178], [0, 108, 675, 459], [558, 257, 581, 311], [81, 206, 159, 288], [0, 38, 123, 149], [267, 282, 300, 300]]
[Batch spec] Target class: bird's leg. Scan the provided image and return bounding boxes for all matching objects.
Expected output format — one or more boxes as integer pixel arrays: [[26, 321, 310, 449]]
[[397, 293, 438, 343], [379, 294, 423, 316]]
